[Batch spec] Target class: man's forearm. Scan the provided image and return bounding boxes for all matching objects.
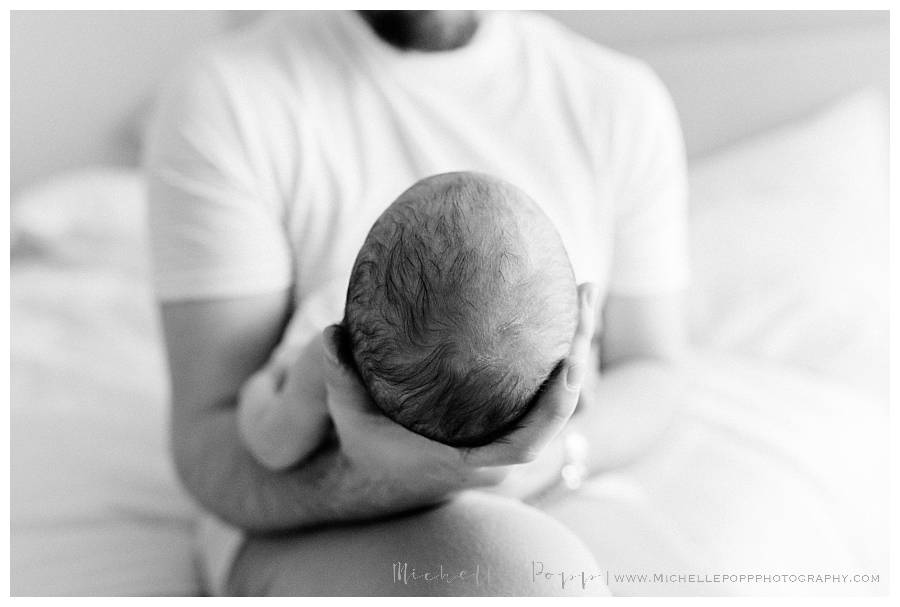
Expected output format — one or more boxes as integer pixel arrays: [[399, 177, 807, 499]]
[[173, 405, 449, 533], [574, 358, 688, 473]]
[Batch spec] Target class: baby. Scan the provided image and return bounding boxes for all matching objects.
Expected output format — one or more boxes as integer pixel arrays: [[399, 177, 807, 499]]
[[238, 172, 578, 469]]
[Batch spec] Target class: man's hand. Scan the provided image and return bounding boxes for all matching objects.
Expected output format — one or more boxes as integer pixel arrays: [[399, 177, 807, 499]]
[[321, 282, 601, 506]]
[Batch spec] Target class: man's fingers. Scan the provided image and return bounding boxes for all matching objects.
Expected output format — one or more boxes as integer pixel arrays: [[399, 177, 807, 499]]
[[562, 282, 600, 391], [463, 282, 600, 467], [570, 283, 599, 368]]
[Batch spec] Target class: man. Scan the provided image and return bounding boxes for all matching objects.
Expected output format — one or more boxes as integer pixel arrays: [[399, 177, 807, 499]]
[[146, 10, 688, 595]]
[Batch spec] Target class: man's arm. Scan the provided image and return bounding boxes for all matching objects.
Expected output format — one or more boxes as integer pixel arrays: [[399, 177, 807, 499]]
[[574, 291, 689, 473], [164, 291, 474, 532], [163, 291, 339, 530], [163, 292, 454, 531], [600, 292, 686, 368], [162, 284, 599, 532]]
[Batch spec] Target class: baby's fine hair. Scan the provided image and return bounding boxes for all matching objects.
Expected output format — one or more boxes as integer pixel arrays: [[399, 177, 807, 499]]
[[343, 172, 577, 447]]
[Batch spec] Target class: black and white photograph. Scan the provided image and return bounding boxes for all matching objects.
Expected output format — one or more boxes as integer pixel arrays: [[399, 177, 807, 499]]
[[8, 8, 892, 597]]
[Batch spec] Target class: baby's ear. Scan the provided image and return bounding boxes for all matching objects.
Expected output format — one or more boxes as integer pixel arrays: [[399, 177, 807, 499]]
[[322, 322, 357, 375], [333, 322, 356, 369]]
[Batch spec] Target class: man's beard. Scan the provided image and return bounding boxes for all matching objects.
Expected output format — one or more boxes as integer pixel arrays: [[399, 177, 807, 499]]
[[357, 11, 479, 52]]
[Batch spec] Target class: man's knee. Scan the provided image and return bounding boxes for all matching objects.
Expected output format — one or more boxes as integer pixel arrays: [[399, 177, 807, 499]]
[[401, 491, 605, 596], [230, 491, 606, 596]]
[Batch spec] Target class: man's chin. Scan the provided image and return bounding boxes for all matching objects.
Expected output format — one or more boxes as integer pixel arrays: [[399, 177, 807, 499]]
[[357, 10, 480, 52]]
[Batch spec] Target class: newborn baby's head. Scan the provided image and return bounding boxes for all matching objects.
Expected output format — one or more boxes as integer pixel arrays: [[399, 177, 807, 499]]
[[343, 172, 578, 447]]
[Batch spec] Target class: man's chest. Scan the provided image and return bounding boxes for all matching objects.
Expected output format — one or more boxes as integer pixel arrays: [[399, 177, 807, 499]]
[[284, 83, 615, 300]]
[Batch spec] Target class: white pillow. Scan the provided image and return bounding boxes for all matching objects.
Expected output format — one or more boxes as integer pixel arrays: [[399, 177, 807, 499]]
[[687, 90, 888, 401], [11, 166, 151, 275]]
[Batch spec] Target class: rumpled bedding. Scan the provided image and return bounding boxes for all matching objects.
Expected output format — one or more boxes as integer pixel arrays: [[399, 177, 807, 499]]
[[9, 91, 889, 596], [545, 354, 887, 596]]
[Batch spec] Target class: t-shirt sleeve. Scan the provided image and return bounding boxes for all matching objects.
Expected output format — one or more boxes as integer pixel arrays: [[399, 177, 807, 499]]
[[143, 52, 293, 302], [607, 63, 690, 296]]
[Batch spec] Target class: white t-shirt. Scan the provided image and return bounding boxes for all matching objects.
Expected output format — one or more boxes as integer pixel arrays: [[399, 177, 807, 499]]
[[145, 9, 688, 322]]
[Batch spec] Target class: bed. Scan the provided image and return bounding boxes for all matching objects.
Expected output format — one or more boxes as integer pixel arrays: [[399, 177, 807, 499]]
[[10, 11, 889, 596]]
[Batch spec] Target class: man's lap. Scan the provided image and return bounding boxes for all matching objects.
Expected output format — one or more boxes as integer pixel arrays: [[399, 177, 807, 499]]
[[225, 491, 607, 596]]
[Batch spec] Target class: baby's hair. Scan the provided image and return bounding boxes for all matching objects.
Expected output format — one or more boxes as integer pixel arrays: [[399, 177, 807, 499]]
[[343, 172, 577, 447]]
